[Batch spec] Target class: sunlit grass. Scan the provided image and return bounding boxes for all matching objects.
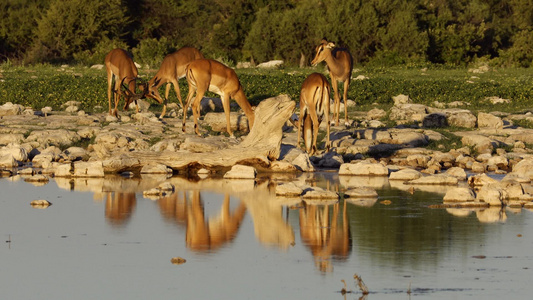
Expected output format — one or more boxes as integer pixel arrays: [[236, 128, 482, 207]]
[[1, 63, 533, 114]]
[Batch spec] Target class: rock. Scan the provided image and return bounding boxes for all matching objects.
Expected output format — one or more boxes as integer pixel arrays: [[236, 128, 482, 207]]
[[461, 134, 494, 152], [389, 168, 422, 181], [302, 186, 338, 200], [389, 103, 427, 121], [140, 163, 173, 174], [269, 161, 298, 172], [476, 185, 505, 206], [72, 161, 105, 177], [406, 154, 429, 168], [443, 187, 476, 202], [170, 257, 186, 265], [61, 147, 89, 161], [0, 133, 24, 145], [0, 154, 18, 168], [275, 182, 303, 196], [65, 105, 79, 113], [423, 113, 448, 128], [444, 109, 477, 128], [366, 108, 386, 120], [223, 165, 257, 179], [314, 151, 344, 168], [392, 94, 411, 105], [292, 153, 315, 172], [30, 199, 52, 208], [0, 102, 24, 116], [468, 173, 499, 187], [24, 174, 49, 183], [256, 60, 284, 68], [0, 144, 28, 162], [445, 167, 467, 180], [339, 161, 389, 176], [477, 112, 503, 129]]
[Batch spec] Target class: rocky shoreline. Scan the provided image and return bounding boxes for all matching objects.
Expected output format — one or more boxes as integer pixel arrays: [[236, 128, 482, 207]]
[[2, 94, 533, 211]]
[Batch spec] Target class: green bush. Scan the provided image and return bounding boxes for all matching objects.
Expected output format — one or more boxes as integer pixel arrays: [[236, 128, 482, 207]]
[[132, 37, 176, 69]]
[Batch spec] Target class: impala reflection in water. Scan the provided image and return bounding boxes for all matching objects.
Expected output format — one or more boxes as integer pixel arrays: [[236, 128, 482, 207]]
[[1, 172, 530, 299]]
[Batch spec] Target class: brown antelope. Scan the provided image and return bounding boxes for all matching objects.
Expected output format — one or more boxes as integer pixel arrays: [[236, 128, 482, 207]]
[[297, 73, 331, 155], [145, 47, 204, 117], [104, 48, 144, 117], [183, 59, 255, 137], [311, 39, 353, 126]]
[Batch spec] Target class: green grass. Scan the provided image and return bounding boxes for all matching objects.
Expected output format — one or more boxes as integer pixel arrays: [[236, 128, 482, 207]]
[[1, 64, 533, 115]]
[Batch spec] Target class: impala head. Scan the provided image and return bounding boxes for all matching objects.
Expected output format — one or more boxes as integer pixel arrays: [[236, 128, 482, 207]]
[[145, 77, 164, 104], [311, 39, 336, 66], [120, 77, 145, 111]]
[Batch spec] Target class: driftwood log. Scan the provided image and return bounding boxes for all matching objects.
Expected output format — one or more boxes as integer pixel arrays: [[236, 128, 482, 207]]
[[110, 94, 295, 172]]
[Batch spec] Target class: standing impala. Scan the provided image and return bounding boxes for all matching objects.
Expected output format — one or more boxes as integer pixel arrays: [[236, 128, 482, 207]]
[[297, 73, 331, 155], [182, 59, 255, 137], [104, 48, 142, 117], [145, 47, 204, 117], [311, 39, 353, 126]]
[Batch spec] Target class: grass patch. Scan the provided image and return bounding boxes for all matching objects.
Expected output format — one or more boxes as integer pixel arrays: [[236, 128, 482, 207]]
[[425, 128, 464, 152]]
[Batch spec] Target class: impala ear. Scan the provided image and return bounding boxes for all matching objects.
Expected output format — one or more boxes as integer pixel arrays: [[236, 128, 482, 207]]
[[153, 77, 161, 87], [326, 42, 335, 49]]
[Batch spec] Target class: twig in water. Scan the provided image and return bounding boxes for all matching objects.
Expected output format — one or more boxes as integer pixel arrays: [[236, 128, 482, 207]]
[[353, 274, 369, 295]]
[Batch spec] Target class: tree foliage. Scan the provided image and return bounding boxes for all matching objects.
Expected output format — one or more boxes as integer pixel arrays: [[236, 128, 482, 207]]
[[2, 0, 533, 67]]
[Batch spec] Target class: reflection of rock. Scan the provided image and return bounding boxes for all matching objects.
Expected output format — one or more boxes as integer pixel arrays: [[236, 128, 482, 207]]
[[345, 197, 378, 207], [446, 208, 473, 217], [30, 199, 52, 208], [275, 182, 303, 197], [476, 208, 507, 223], [340, 175, 389, 190], [345, 187, 378, 199]]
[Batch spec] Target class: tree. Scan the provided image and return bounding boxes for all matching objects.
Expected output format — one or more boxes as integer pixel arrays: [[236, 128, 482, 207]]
[[28, 0, 128, 63]]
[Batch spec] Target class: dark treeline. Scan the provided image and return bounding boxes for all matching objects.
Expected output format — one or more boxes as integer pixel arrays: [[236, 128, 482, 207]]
[[2, 0, 533, 67]]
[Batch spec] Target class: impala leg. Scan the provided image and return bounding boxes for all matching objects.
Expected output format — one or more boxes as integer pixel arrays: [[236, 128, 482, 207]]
[[324, 87, 331, 151], [330, 78, 340, 126], [191, 90, 205, 136], [171, 79, 183, 109], [297, 105, 305, 150], [107, 72, 114, 116], [221, 94, 234, 137], [182, 85, 196, 133], [309, 106, 320, 155], [343, 79, 350, 126], [113, 78, 121, 117]]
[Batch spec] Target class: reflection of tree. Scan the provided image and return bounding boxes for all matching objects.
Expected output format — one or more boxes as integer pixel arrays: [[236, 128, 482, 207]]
[[105, 192, 136, 226], [299, 202, 352, 273]]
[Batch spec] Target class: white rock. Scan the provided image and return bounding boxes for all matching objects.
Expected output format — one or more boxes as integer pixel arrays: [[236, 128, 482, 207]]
[[223, 165, 257, 179]]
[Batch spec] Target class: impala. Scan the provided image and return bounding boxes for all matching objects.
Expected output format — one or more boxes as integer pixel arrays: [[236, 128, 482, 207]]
[[146, 47, 204, 117], [297, 73, 331, 155], [104, 48, 143, 117], [311, 39, 353, 126], [182, 59, 255, 137]]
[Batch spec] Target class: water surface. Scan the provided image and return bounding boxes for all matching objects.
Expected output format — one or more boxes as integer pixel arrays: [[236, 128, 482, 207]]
[[1, 173, 531, 299]]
